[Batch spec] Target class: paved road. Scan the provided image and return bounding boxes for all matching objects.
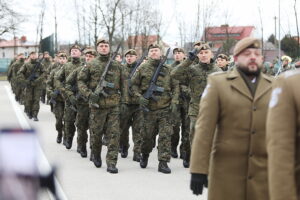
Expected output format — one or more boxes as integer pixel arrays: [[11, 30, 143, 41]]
[[0, 81, 208, 200]]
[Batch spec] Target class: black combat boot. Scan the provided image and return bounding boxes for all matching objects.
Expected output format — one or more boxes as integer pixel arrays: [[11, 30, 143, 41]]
[[107, 164, 118, 174], [121, 146, 128, 158], [65, 137, 73, 150], [26, 112, 32, 119], [183, 153, 190, 168], [140, 154, 149, 168], [133, 152, 141, 162], [92, 154, 102, 168], [158, 161, 171, 174], [80, 145, 87, 158], [171, 147, 178, 158], [33, 116, 39, 121], [56, 131, 62, 144]]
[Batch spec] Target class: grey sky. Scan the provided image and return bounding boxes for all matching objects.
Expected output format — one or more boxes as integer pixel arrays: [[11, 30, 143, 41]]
[[8, 0, 300, 46]]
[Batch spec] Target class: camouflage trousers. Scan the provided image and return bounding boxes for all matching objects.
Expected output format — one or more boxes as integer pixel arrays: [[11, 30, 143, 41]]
[[64, 102, 77, 141], [75, 103, 89, 148], [119, 104, 142, 154], [90, 106, 120, 166], [141, 107, 172, 162], [171, 100, 190, 157], [53, 100, 65, 134], [189, 115, 197, 146], [24, 86, 42, 117]]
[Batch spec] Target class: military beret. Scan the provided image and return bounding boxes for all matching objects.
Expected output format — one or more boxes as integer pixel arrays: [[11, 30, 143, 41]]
[[233, 37, 261, 56], [148, 43, 161, 51], [70, 44, 81, 53], [84, 48, 97, 56], [96, 38, 109, 46], [173, 48, 185, 54], [199, 43, 211, 51], [125, 49, 137, 56], [29, 51, 37, 55], [217, 53, 229, 61], [193, 41, 205, 47], [43, 51, 49, 55], [58, 52, 67, 58], [17, 53, 24, 56]]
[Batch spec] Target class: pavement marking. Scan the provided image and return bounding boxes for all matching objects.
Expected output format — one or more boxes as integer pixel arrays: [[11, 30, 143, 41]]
[[4, 85, 68, 200]]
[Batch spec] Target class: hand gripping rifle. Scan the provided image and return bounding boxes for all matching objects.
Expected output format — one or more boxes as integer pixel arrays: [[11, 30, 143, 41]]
[[27, 57, 44, 83], [142, 48, 170, 112], [91, 43, 121, 108]]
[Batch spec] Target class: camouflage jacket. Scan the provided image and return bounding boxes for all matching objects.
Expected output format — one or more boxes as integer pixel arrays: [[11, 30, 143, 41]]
[[17, 60, 45, 88], [55, 58, 82, 100], [77, 54, 128, 108], [46, 64, 64, 102], [124, 62, 139, 105], [171, 58, 221, 116], [131, 58, 179, 111], [171, 60, 190, 104], [10, 59, 25, 82]]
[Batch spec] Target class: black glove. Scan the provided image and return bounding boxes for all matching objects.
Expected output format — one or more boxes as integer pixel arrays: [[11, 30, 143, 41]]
[[188, 47, 201, 61], [190, 173, 208, 195], [120, 103, 128, 114], [89, 92, 99, 104], [139, 96, 149, 107]]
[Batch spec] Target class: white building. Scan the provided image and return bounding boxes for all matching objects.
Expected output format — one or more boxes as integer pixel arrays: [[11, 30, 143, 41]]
[[0, 36, 38, 59]]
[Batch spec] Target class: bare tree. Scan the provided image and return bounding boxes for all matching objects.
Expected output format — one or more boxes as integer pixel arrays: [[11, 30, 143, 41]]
[[74, 0, 82, 44], [0, 0, 22, 36], [258, 5, 264, 53], [294, 0, 299, 56]]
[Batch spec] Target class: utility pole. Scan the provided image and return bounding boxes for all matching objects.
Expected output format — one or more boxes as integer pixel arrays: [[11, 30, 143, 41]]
[[274, 16, 277, 45]]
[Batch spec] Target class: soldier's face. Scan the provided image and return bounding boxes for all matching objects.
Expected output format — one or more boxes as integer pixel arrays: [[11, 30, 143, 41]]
[[198, 50, 212, 64], [282, 60, 289, 66], [235, 48, 263, 75], [216, 58, 228, 68], [30, 53, 38, 60], [71, 49, 81, 58], [44, 53, 50, 58], [59, 57, 67, 64], [174, 52, 185, 62], [85, 53, 95, 63], [97, 43, 110, 55], [148, 48, 161, 60], [125, 54, 137, 64]]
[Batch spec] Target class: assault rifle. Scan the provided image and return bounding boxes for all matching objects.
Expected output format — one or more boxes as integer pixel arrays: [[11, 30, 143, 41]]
[[27, 58, 44, 83], [91, 43, 121, 108], [142, 48, 170, 112]]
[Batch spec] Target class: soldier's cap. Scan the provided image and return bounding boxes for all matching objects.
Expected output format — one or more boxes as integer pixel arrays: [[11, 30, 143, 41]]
[[233, 37, 261, 56], [198, 43, 211, 51], [29, 51, 37, 55], [69, 44, 81, 53], [84, 48, 97, 56], [281, 55, 292, 63], [193, 41, 205, 47], [148, 43, 161, 51], [173, 48, 185, 54], [124, 49, 137, 56], [17, 53, 24, 56], [96, 38, 109, 46], [58, 52, 67, 58], [43, 51, 49, 55], [217, 54, 229, 61]]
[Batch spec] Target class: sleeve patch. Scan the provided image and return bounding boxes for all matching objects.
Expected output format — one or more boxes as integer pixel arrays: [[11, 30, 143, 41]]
[[269, 87, 282, 108], [202, 84, 211, 98]]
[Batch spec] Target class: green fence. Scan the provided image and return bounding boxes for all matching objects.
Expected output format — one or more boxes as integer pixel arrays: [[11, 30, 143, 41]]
[[0, 58, 12, 73]]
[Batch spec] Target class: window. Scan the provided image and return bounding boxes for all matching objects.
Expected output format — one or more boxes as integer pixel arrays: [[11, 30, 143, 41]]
[[2, 52, 5, 58]]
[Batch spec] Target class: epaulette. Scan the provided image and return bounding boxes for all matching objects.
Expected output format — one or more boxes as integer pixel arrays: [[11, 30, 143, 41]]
[[284, 69, 300, 79], [210, 71, 225, 76]]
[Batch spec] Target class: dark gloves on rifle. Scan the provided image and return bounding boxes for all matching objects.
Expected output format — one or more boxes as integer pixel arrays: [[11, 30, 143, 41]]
[[89, 92, 99, 104], [139, 96, 149, 107], [188, 47, 201, 61], [190, 173, 208, 195]]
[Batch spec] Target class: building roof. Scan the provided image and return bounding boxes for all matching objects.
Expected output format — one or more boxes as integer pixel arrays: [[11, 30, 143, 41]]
[[0, 37, 38, 48], [126, 35, 169, 48], [204, 25, 255, 41]]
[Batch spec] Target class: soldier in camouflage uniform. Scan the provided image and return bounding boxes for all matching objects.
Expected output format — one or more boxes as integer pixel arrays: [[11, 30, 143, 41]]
[[170, 48, 191, 168], [131, 44, 180, 174], [56, 45, 82, 149], [47, 52, 68, 143], [216, 54, 230, 71], [7, 56, 17, 84], [41, 51, 52, 103], [119, 49, 142, 162], [78, 39, 127, 173], [171, 43, 221, 166], [17, 52, 45, 121], [65, 48, 97, 158], [9, 53, 25, 103]]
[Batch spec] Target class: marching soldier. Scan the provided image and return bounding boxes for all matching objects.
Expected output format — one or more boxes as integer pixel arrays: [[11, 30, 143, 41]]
[[55, 45, 82, 149], [131, 44, 179, 174], [171, 43, 221, 147], [119, 49, 142, 162], [64, 48, 97, 158], [41, 51, 52, 103], [170, 48, 191, 168], [47, 52, 68, 143], [215, 53, 230, 71], [9, 53, 25, 103], [17, 52, 45, 121], [266, 69, 300, 200], [78, 39, 127, 173], [190, 37, 272, 200]]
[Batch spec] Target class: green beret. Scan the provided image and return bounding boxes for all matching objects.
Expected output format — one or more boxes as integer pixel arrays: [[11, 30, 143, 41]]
[[125, 49, 137, 56], [193, 41, 205, 47], [43, 51, 49, 55], [84, 48, 97, 56], [148, 43, 161, 51], [96, 38, 109, 46], [29, 51, 37, 55], [233, 37, 261, 56], [173, 48, 185, 54], [58, 52, 67, 58], [217, 54, 229, 61], [70, 44, 81, 53], [199, 43, 211, 51]]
